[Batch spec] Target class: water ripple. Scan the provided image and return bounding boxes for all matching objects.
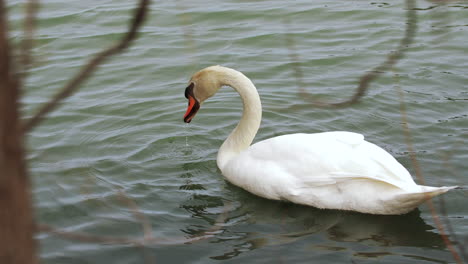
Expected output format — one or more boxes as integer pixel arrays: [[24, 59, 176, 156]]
[[20, 0, 467, 263]]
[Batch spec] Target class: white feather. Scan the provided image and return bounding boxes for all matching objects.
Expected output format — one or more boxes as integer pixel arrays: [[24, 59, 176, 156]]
[[186, 66, 456, 215]]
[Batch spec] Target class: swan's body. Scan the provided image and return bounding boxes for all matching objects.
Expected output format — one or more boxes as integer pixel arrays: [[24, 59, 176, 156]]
[[183, 65, 455, 215]]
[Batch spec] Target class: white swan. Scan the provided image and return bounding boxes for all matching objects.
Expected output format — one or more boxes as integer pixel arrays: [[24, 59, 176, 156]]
[[183, 65, 456, 215]]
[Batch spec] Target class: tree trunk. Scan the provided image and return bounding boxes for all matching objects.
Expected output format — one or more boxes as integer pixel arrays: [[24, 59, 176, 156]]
[[0, 1, 37, 263]]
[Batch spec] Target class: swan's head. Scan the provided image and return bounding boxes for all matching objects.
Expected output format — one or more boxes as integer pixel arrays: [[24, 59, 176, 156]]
[[183, 66, 225, 123]]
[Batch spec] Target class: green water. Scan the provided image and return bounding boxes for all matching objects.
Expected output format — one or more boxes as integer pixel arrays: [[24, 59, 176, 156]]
[[8, 0, 468, 263]]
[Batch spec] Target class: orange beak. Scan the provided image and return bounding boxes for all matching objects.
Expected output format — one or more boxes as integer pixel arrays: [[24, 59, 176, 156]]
[[184, 95, 200, 123], [183, 82, 200, 123]]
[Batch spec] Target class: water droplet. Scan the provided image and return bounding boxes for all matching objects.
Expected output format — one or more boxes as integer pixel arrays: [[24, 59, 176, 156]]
[[185, 123, 189, 147]]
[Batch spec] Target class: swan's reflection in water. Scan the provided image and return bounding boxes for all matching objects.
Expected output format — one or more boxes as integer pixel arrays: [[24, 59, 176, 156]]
[[179, 188, 446, 261]]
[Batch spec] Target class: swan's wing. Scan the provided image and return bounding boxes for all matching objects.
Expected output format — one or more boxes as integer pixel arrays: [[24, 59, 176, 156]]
[[246, 131, 416, 190]]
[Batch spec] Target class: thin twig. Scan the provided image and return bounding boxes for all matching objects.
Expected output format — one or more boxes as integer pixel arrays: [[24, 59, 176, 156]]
[[438, 195, 466, 262], [283, 18, 305, 96], [37, 201, 232, 246], [394, 74, 463, 264], [441, 152, 468, 262], [22, 0, 150, 133], [182, 201, 233, 244], [175, 0, 198, 68], [80, 167, 154, 242], [139, 246, 157, 264], [117, 189, 153, 241], [20, 0, 39, 74], [37, 224, 142, 245], [287, 0, 417, 108]]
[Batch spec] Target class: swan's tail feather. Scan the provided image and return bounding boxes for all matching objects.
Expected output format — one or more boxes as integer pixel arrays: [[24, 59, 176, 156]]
[[391, 185, 457, 215], [417, 185, 458, 198]]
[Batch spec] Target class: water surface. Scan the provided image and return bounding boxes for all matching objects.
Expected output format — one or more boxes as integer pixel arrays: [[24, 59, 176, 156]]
[[8, 0, 468, 263]]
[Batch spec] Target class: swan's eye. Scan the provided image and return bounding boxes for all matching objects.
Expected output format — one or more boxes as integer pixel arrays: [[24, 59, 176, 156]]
[[185, 83, 194, 99]]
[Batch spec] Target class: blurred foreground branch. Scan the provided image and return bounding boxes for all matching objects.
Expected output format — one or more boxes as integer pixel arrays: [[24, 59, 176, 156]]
[[1, 0, 150, 263], [0, 1, 36, 263], [20, 0, 39, 74], [285, 0, 464, 260], [394, 75, 463, 264], [37, 201, 231, 246], [287, 0, 417, 108], [22, 0, 150, 133]]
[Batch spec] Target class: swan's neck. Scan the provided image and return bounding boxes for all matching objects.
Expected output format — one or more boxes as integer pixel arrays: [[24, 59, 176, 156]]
[[217, 69, 262, 171]]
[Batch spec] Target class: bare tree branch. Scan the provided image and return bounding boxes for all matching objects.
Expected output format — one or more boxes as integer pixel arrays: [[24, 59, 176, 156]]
[[80, 168, 154, 241], [175, 0, 198, 68], [394, 75, 463, 264], [22, 0, 150, 133], [283, 17, 305, 96], [37, 224, 142, 245], [0, 1, 37, 262], [438, 195, 467, 263], [20, 0, 39, 74], [116, 189, 153, 241], [440, 150, 468, 262], [37, 201, 232, 246], [286, 0, 417, 108]]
